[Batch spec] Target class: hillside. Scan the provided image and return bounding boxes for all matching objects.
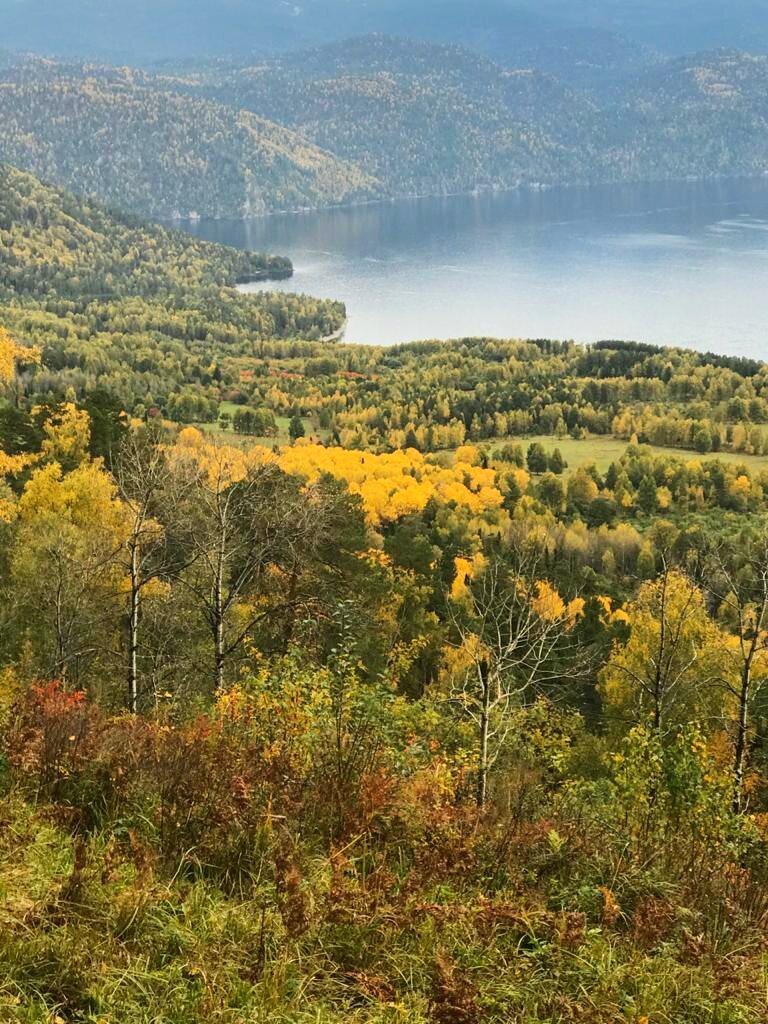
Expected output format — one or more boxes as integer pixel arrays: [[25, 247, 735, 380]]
[[4, 165, 767, 457], [0, 60, 380, 219], [533, 0, 768, 54], [5, 42, 768, 217], [602, 51, 768, 180], [0, 163, 293, 301], [0, 164, 346, 418], [0, 0, 656, 74], [3, 170, 768, 1022], [201, 37, 599, 196], [3, 0, 762, 70], [203, 38, 768, 197]]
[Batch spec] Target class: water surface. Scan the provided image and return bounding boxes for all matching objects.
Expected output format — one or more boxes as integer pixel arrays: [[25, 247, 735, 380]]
[[183, 180, 768, 357]]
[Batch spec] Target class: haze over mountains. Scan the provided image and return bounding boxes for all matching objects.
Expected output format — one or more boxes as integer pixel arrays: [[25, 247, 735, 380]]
[[2, 0, 768, 65], [0, 57, 378, 218], [3, 34, 768, 219]]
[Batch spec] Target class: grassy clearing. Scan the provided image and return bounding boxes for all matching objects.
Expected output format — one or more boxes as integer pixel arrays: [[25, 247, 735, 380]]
[[193, 410, 324, 447], [177, 424, 768, 477], [491, 435, 768, 475]]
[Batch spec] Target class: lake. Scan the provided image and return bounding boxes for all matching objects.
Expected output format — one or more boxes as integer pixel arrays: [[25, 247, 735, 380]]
[[182, 180, 768, 358]]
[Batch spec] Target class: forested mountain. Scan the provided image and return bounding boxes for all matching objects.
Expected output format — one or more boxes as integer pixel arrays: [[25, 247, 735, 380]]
[[211, 34, 602, 134], [0, 60, 379, 219], [603, 51, 768, 181], [532, 0, 768, 55], [0, 163, 293, 300], [201, 38, 595, 197], [0, 0, 655, 72], [4, 39, 768, 217], [202, 38, 768, 198], [0, 164, 346, 418]]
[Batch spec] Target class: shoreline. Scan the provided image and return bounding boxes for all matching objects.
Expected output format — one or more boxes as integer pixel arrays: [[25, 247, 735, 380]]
[[319, 322, 347, 343], [171, 172, 768, 227]]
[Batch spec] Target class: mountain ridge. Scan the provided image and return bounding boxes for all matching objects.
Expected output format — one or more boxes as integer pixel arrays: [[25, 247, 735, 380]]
[[0, 58, 381, 219]]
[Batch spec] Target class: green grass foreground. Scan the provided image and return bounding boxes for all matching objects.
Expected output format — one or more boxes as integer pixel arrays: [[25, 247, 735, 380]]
[[1, 681, 767, 1024], [0, 793, 764, 1024]]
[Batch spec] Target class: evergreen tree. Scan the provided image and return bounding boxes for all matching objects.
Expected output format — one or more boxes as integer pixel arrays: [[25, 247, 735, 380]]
[[527, 442, 548, 474], [638, 475, 659, 513], [549, 448, 566, 474], [289, 415, 306, 441]]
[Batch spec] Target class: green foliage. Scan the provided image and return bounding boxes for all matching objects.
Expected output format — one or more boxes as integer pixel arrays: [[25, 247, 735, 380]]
[[0, 61, 379, 219], [0, 164, 346, 418], [2, 89, 768, 1019], [200, 39, 768, 203], [7, 39, 768, 223], [2, 678, 768, 1022], [0, 164, 292, 301], [289, 414, 306, 440]]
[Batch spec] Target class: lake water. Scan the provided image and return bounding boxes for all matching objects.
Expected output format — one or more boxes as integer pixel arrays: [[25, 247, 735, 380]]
[[183, 180, 768, 359]]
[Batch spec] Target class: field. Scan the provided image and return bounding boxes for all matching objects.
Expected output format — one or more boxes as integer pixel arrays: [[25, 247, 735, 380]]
[[193, 404, 323, 447], [186, 423, 768, 476], [497, 435, 768, 475]]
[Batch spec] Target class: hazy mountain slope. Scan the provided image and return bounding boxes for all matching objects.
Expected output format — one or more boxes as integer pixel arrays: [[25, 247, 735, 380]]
[[4, 0, 764, 78], [601, 51, 768, 180], [0, 61, 380, 219], [202, 37, 599, 194], [207, 38, 768, 194], [0, 0, 319, 61], [5, 39, 768, 218], [532, 0, 768, 55]]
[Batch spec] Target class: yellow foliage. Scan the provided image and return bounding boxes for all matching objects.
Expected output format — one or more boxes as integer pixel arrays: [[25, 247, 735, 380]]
[[566, 596, 587, 625], [37, 403, 91, 466], [454, 445, 480, 466], [596, 594, 631, 625], [657, 486, 673, 509], [599, 571, 730, 731], [530, 580, 585, 627], [441, 631, 487, 685], [0, 326, 40, 385], [278, 444, 503, 526], [0, 667, 22, 724], [450, 553, 487, 600], [18, 459, 125, 535], [531, 580, 566, 621], [1, 448, 41, 523], [170, 426, 271, 488], [359, 548, 393, 569], [451, 557, 474, 600]]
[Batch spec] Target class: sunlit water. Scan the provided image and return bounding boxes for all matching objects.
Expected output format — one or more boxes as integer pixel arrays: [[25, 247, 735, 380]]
[[182, 180, 768, 358]]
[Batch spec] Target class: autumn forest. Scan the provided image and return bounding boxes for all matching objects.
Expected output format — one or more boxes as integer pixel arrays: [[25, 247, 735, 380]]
[[2, 19, 768, 1018]]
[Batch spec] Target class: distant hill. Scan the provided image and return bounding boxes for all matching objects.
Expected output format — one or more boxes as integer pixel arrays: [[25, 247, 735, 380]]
[[601, 50, 768, 181], [0, 0, 655, 80], [5, 0, 765, 69], [0, 60, 380, 219], [0, 162, 347, 417], [4, 40, 768, 219], [530, 0, 768, 56], [201, 37, 768, 197], [0, 162, 292, 301], [200, 36, 601, 196]]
